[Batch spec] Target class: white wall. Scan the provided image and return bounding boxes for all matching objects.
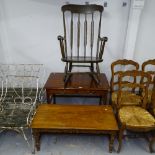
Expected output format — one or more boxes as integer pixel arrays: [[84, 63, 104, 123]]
[[134, 0, 155, 65], [0, 0, 130, 80]]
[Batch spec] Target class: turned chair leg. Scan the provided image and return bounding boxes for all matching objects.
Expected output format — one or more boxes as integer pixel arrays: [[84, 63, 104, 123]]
[[69, 62, 72, 72], [117, 124, 125, 153], [149, 135, 155, 153], [96, 63, 100, 81], [64, 62, 72, 85], [90, 63, 94, 72], [64, 62, 68, 81], [89, 63, 100, 84]]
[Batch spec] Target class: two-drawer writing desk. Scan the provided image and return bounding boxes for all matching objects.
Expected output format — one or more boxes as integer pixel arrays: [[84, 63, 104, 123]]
[[44, 73, 109, 105]]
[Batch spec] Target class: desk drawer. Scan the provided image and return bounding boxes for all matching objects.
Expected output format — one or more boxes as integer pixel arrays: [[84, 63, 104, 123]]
[[49, 89, 107, 96]]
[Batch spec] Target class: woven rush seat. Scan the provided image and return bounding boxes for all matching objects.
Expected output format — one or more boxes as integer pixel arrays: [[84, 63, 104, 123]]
[[119, 106, 155, 129], [112, 91, 141, 106]]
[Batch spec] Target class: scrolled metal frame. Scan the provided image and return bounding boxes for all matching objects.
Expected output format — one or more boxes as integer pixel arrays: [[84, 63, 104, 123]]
[[0, 64, 44, 153]]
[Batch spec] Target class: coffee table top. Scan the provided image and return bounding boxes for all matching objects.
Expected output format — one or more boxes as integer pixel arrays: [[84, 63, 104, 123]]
[[44, 73, 109, 90], [31, 104, 118, 131]]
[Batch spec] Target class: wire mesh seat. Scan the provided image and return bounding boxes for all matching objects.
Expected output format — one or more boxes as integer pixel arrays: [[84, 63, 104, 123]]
[[58, 4, 108, 85]]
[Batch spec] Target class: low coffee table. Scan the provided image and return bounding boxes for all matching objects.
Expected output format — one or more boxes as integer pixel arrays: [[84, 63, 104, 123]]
[[30, 104, 118, 153]]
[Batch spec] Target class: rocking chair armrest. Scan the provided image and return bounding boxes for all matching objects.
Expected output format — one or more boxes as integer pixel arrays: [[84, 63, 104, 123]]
[[58, 35, 64, 41], [57, 35, 65, 58], [99, 36, 108, 42], [99, 36, 108, 59]]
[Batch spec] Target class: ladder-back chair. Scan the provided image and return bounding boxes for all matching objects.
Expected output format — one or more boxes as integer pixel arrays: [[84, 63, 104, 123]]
[[117, 71, 155, 153], [142, 59, 155, 108], [110, 59, 139, 110], [58, 4, 108, 84]]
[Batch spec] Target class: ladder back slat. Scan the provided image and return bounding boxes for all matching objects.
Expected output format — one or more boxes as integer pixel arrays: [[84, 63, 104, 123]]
[[96, 12, 102, 58]]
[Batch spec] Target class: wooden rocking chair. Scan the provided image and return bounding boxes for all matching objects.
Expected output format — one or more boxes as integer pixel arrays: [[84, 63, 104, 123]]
[[58, 4, 108, 85]]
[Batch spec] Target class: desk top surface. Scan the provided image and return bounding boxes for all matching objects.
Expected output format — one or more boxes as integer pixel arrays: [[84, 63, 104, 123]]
[[31, 104, 118, 131], [44, 73, 109, 90]]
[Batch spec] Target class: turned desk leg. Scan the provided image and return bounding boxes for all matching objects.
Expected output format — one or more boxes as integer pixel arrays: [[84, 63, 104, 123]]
[[46, 91, 55, 104], [100, 91, 109, 105], [46, 91, 51, 104], [109, 132, 116, 153], [99, 97, 102, 105], [53, 94, 56, 104]]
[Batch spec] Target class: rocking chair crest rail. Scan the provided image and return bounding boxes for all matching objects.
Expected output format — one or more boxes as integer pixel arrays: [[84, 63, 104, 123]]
[[61, 4, 104, 13]]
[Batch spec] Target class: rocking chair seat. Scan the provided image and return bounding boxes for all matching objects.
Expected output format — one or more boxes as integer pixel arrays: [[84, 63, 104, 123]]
[[62, 56, 103, 63]]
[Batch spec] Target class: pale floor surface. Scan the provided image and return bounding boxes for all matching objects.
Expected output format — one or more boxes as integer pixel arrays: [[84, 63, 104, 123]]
[[0, 97, 155, 155], [0, 131, 154, 155]]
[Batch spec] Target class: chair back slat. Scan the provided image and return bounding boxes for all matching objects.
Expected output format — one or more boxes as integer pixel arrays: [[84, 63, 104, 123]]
[[97, 12, 102, 58], [90, 13, 94, 59], [77, 13, 80, 59], [84, 13, 87, 59], [63, 12, 68, 58], [70, 13, 73, 58]]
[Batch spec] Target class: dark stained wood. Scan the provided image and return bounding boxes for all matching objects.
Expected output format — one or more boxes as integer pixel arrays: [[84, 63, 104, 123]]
[[58, 4, 108, 84], [31, 104, 118, 152], [61, 4, 103, 13], [44, 73, 110, 104]]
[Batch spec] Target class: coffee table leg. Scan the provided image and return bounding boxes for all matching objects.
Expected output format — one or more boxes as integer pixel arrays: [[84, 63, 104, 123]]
[[33, 130, 41, 151], [109, 132, 115, 153]]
